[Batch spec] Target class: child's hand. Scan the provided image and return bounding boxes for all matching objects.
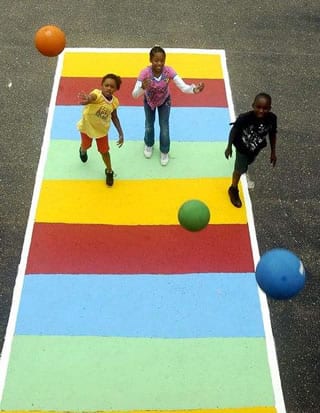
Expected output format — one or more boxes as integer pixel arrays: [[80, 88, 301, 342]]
[[78, 92, 94, 105], [270, 152, 277, 167], [225, 146, 232, 159], [117, 135, 124, 147], [193, 82, 205, 94], [141, 79, 152, 90]]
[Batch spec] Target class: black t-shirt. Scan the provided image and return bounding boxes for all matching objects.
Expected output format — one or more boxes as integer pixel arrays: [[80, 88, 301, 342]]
[[231, 111, 277, 158]]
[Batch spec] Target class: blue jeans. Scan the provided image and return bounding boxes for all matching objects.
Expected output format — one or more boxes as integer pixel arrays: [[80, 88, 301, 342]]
[[144, 96, 171, 154]]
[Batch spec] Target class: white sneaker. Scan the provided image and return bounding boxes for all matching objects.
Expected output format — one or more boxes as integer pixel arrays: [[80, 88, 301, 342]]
[[246, 173, 255, 189], [144, 145, 153, 158], [160, 152, 169, 166]]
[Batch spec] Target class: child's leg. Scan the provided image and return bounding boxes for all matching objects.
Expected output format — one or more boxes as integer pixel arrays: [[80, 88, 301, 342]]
[[96, 136, 111, 168], [158, 97, 171, 154], [232, 171, 241, 188], [143, 99, 156, 147], [97, 136, 114, 186], [232, 150, 249, 188], [228, 150, 248, 208], [101, 151, 112, 171], [102, 152, 114, 186], [79, 132, 92, 162], [228, 173, 242, 208]]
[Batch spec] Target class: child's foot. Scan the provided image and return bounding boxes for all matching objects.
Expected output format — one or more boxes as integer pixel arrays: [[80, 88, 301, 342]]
[[160, 152, 169, 166], [79, 147, 88, 163], [144, 145, 153, 158], [228, 185, 242, 208], [105, 169, 114, 187]]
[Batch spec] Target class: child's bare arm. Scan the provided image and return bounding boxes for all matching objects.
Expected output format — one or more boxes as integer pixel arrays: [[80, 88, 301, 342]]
[[225, 126, 237, 159], [269, 133, 277, 166], [111, 110, 124, 147]]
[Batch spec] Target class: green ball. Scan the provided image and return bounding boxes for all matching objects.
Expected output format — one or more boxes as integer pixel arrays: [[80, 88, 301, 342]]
[[178, 199, 210, 232]]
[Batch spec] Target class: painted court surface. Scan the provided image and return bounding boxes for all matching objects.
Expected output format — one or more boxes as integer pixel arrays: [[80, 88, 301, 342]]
[[0, 49, 285, 412]]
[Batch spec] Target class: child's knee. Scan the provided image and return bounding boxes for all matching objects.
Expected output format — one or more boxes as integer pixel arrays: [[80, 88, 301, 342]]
[[96, 138, 109, 154]]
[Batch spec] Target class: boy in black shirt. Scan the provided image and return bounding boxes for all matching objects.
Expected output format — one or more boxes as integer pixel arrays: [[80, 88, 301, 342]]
[[225, 93, 277, 208]]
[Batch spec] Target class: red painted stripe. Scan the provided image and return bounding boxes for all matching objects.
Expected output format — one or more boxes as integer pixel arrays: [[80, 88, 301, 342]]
[[56, 77, 228, 107], [26, 223, 254, 274]]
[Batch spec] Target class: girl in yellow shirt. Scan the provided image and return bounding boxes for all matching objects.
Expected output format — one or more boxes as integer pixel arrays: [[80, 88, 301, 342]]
[[77, 73, 124, 186]]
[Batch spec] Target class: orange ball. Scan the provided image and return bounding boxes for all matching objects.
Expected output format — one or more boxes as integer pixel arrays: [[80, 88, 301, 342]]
[[34, 25, 66, 57]]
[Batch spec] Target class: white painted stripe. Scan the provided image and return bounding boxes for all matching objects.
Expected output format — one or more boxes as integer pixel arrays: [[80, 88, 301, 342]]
[[64, 47, 226, 55], [0, 52, 65, 401], [221, 52, 287, 413]]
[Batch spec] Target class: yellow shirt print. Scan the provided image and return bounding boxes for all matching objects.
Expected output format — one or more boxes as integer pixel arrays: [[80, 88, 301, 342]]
[[77, 89, 119, 138]]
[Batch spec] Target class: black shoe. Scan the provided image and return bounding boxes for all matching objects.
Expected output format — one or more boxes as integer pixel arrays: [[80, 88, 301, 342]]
[[105, 169, 114, 186], [228, 186, 242, 208], [79, 148, 88, 163]]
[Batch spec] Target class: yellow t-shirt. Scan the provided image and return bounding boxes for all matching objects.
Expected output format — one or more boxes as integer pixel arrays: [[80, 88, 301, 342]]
[[77, 89, 119, 138]]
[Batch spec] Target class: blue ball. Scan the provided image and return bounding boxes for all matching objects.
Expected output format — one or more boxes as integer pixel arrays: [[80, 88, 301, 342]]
[[255, 248, 306, 300]]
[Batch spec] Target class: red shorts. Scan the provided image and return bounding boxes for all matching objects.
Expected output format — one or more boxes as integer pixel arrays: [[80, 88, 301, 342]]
[[80, 132, 109, 153]]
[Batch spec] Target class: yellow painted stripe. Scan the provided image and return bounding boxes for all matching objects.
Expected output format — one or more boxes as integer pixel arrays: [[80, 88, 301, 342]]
[[3, 408, 277, 413], [35, 178, 247, 225], [61, 51, 223, 79]]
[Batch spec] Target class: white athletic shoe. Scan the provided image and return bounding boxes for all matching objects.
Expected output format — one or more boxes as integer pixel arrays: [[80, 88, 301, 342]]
[[246, 173, 255, 189], [144, 145, 153, 158], [160, 152, 169, 166]]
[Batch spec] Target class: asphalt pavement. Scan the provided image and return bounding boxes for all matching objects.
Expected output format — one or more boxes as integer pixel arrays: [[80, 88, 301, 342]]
[[0, 1, 319, 412]]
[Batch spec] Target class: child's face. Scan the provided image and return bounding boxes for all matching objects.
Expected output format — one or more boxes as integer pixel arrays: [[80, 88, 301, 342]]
[[150, 52, 166, 75], [101, 78, 117, 98], [252, 97, 271, 118]]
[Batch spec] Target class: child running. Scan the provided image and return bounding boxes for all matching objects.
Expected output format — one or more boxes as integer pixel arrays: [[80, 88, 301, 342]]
[[132, 46, 204, 166], [225, 92, 277, 207], [77, 73, 124, 186]]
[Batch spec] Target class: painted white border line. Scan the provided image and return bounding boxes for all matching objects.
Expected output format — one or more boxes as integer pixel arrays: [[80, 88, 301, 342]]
[[64, 47, 226, 55], [221, 52, 287, 413], [0, 48, 285, 412], [0, 51, 65, 402]]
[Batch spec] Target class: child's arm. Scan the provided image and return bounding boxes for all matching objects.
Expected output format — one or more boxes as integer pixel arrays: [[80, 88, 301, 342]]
[[78, 92, 97, 105], [173, 75, 204, 94], [225, 125, 238, 159], [111, 109, 124, 147], [269, 114, 277, 166], [269, 133, 277, 166]]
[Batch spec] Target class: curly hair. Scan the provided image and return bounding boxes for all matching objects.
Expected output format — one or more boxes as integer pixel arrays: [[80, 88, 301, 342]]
[[101, 73, 122, 90]]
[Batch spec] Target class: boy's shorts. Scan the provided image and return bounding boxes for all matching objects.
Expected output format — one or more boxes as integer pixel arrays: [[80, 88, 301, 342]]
[[234, 149, 255, 174], [80, 132, 109, 153]]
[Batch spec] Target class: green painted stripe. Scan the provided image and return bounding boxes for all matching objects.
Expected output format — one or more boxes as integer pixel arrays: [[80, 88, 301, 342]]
[[1, 336, 274, 411], [44, 140, 233, 180]]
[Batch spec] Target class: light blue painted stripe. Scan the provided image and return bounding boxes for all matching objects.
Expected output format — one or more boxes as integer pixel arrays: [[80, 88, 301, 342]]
[[16, 274, 264, 338], [51, 106, 230, 142]]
